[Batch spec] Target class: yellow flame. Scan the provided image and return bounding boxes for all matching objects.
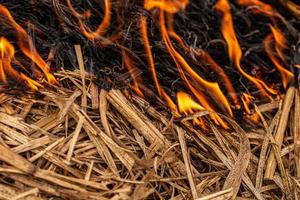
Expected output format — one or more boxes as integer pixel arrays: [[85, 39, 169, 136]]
[[166, 14, 239, 108], [177, 91, 208, 126], [215, 0, 277, 100], [177, 91, 205, 114]]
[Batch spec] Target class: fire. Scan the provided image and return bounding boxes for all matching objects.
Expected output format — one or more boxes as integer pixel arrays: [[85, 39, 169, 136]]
[[241, 93, 259, 122], [139, 16, 178, 113], [140, 0, 231, 128], [177, 91, 205, 114], [67, 0, 111, 40], [269, 25, 288, 62], [66, 0, 91, 19], [201, 51, 239, 107], [145, 0, 189, 13], [166, 14, 239, 108], [122, 50, 144, 97], [264, 25, 294, 89], [177, 91, 207, 126], [236, 0, 278, 19], [241, 93, 254, 114], [0, 37, 42, 90], [215, 0, 277, 100], [0, 5, 56, 84], [159, 10, 233, 116]]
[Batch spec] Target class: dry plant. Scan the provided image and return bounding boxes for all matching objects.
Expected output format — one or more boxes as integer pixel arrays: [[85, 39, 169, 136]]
[[0, 59, 299, 199]]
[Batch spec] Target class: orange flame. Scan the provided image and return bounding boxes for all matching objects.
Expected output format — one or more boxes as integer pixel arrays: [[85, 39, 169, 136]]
[[66, 0, 91, 19], [139, 16, 177, 113], [122, 50, 144, 97], [264, 25, 294, 89], [165, 13, 239, 109], [166, 14, 239, 108], [148, 9, 229, 128], [236, 0, 278, 19], [79, 0, 111, 40], [201, 51, 239, 107], [141, 2, 231, 127], [241, 93, 254, 114], [0, 5, 56, 84], [241, 93, 259, 122], [215, 0, 277, 100], [269, 25, 288, 62], [159, 10, 233, 117], [145, 0, 189, 13], [0, 37, 42, 90]]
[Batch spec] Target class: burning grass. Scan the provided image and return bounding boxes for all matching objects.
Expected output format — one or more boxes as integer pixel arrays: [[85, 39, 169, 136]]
[[0, 0, 300, 199], [0, 68, 299, 199]]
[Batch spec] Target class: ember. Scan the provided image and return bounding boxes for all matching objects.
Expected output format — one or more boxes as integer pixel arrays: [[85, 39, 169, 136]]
[[0, 0, 299, 199]]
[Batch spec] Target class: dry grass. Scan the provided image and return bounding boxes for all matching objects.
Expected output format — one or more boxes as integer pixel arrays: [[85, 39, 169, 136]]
[[0, 68, 299, 199]]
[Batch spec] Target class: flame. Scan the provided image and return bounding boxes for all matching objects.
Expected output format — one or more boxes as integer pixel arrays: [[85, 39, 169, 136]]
[[139, 16, 177, 113], [166, 13, 239, 108], [177, 91, 207, 126], [159, 10, 233, 117], [0, 37, 42, 90], [66, 0, 91, 19], [145, 0, 189, 13], [264, 25, 294, 89], [201, 52, 239, 107], [141, 1, 231, 127], [215, 0, 277, 100], [236, 0, 278, 19], [79, 0, 111, 40], [166, 14, 239, 108], [177, 91, 205, 114], [241, 93, 254, 114], [0, 5, 56, 84], [241, 93, 259, 122], [269, 25, 288, 62], [122, 50, 144, 97]]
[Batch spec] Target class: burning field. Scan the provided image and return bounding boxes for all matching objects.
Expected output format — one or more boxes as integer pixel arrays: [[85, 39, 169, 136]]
[[0, 0, 299, 199]]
